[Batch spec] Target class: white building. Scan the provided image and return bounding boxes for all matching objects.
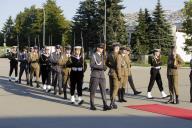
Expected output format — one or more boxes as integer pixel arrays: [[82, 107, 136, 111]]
[[176, 32, 191, 62]]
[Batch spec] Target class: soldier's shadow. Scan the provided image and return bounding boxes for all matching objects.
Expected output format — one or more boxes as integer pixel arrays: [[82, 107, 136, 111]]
[[0, 76, 95, 110]]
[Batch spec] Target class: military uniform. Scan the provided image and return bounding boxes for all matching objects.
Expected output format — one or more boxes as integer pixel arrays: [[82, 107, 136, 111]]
[[147, 49, 167, 99], [118, 47, 130, 102], [106, 43, 121, 109], [29, 47, 40, 87], [190, 59, 192, 103], [50, 45, 63, 95], [40, 50, 51, 91], [18, 48, 29, 84], [67, 46, 87, 105], [8, 46, 18, 82], [126, 47, 142, 95], [167, 51, 184, 104], [58, 45, 71, 99], [89, 43, 111, 111]]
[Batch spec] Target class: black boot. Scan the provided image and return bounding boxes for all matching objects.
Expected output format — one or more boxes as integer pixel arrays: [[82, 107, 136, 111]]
[[110, 100, 118, 109], [176, 95, 179, 104], [36, 82, 40, 88], [54, 87, 57, 95], [103, 105, 111, 111], [190, 99, 192, 103], [165, 96, 174, 104], [63, 86, 67, 99], [121, 88, 127, 102], [30, 79, 33, 87], [118, 89, 122, 102], [134, 91, 142, 95]]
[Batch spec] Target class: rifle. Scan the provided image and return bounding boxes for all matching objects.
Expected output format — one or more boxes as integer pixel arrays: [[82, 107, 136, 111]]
[[73, 32, 76, 55], [17, 34, 20, 60], [81, 31, 84, 70]]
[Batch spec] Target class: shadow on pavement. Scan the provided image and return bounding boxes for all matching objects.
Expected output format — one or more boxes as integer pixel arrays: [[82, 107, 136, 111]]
[[0, 116, 191, 128], [0, 76, 91, 110]]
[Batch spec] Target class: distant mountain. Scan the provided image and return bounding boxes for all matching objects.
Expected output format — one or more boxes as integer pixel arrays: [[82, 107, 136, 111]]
[[124, 10, 184, 27]]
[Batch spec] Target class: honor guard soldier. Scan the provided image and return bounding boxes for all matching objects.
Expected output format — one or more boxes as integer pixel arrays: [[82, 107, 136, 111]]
[[106, 42, 121, 109], [67, 46, 87, 105], [29, 46, 40, 87], [40, 46, 52, 91], [126, 47, 142, 95], [8, 46, 18, 82], [147, 49, 168, 99], [58, 44, 71, 99], [89, 43, 111, 111], [190, 57, 192, 103], [18, 47, 29, 84], [118, 46, 130, 102], [50, 45, 63, 95], [167, 45, 184, 104]]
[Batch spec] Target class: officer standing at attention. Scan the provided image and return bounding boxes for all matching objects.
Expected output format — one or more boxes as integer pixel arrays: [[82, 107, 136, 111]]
[[106, 42, 121, 109], [40, 46, 52, 91], [89, 43, 111, 111], [50, 45, 63, 95], [18, 47, 29, 85], [8, 46, 18, 82], [167, 45, 184, 104], [190, 57, 192, 103], [147, 49, 168, 99], [118, 46, 129, 102], [29, 46, 40, 88], [58, 44, 71, 99], [67, 46, 87, 105]]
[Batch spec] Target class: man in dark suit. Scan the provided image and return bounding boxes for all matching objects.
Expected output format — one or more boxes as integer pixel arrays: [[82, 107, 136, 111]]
[[89, 43, 111, 111]]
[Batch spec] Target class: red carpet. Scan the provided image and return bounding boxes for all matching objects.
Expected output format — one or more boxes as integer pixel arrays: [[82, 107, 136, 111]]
[[127, 104, 192, 120]]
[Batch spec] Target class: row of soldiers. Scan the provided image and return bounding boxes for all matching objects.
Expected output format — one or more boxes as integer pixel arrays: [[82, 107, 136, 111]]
[[8, 43, 142, 110], [7, 42, 191, 111]]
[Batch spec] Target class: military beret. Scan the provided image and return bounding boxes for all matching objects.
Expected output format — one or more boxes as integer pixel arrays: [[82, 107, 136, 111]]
[[120, 46, 127, 50], [126, 47, 131, 51], [55, 45, 61, 49], [65, 45, 71, 49], [97, 43, 105, 49], [112, 42, 120, 47]]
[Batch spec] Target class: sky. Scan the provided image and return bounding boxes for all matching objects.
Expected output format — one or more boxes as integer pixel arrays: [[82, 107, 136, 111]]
[[0, 0, 187, 30]]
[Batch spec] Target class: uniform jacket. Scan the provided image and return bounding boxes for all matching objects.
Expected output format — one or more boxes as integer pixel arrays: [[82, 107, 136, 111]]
[[49, 52, 62, 72], [29, 52, 40, 68], [167, 54, 184, 76], [90, 52, 106, 79], [40, 53, 51, 70], [19, 52, 28, 67], [8, 51, 18, 65], [106, 52, 121, 79], [67, 55, 87, 77], [120, 54, 130, 77], [58, 53, 71, 76]]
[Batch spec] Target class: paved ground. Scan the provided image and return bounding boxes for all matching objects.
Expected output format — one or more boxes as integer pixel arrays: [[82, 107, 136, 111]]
[[0, 58, 192, 128]]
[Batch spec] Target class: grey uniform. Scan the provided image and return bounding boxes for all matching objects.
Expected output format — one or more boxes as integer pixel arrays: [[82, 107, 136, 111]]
[[90, 52, 108, 107], [49, 52, 63, 94], [18, 52, 29, 84]]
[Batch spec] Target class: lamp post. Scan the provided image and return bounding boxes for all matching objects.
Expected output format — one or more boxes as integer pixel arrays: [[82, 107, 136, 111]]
[[43, 8, 46, 47], [104, 0, 107, 44]]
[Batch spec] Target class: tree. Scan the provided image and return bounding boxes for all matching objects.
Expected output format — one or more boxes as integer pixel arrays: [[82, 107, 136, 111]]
[[132, 9, 151, 55], [44, 0, 71, 46], [73, 0, 100, 52], [183, 0, 192, 51], [2, 16, 15, 46], [150, 0, 173, 54], [98, 0, 128, 45]]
